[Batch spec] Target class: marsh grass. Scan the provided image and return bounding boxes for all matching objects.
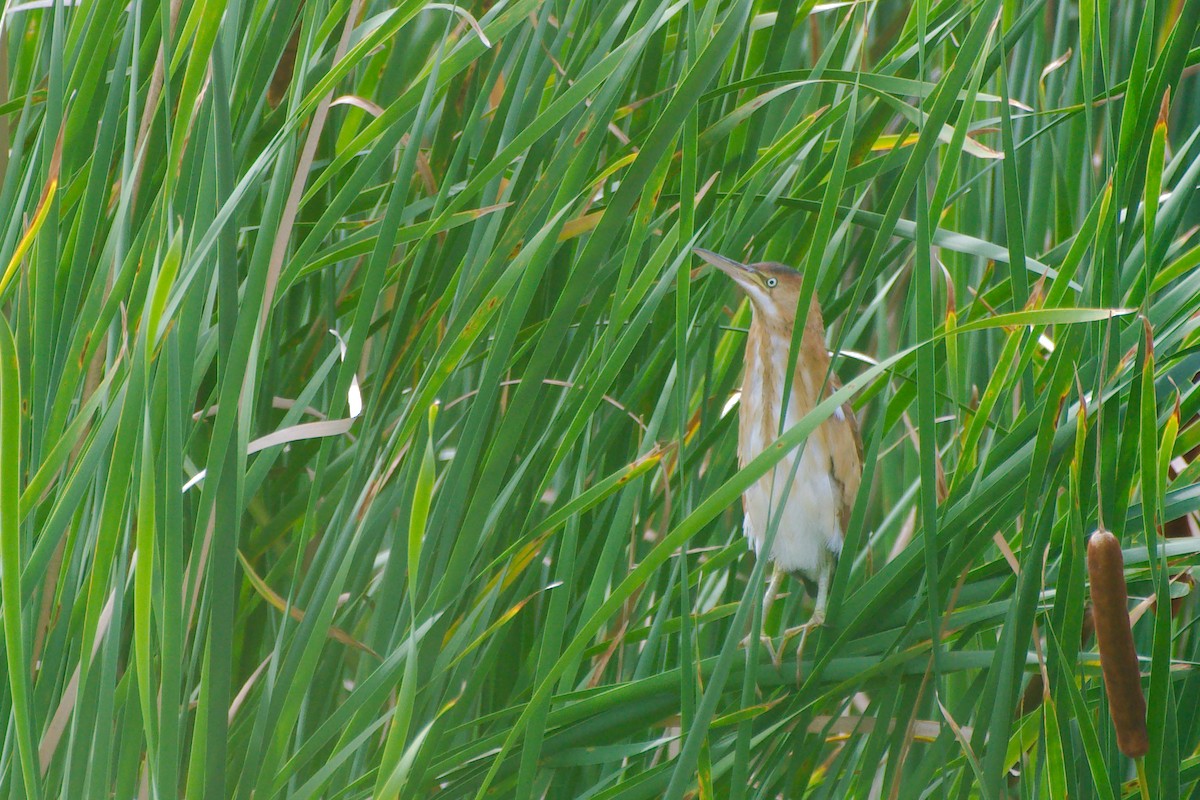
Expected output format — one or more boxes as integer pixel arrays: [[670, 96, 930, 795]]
[[2, 1, 1200, 797]]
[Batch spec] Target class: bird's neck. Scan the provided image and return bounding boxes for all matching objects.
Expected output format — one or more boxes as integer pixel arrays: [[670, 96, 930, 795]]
[[741, 313, 830, 444]]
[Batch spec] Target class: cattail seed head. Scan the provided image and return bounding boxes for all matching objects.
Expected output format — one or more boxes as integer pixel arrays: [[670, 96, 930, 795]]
[[268, 27, 301, 110], [1087, 530, 1149, 758]]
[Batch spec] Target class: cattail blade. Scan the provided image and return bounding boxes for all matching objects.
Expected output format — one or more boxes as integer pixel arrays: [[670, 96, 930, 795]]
[[1087, 530, 1149, 758]]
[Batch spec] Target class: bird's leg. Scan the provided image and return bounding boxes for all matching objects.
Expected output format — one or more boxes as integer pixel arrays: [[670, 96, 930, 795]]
[[782, 562, 831, 684], [742, 566, 786, 667], [762, 566, 785, 668], [762, 565, 784, 620]]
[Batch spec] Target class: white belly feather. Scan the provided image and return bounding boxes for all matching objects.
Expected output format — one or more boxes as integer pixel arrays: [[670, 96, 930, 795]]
[[740, 393, 843, 578]]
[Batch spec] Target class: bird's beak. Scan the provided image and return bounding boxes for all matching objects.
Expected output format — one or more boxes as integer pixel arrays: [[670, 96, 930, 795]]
[[693, 248, 760, 291]]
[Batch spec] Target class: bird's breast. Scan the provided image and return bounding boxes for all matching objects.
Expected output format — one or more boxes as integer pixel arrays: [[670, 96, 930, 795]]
[[737, 331, 843, 576]]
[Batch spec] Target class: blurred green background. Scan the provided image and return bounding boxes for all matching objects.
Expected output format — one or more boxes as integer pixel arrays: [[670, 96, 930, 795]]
[[2, 0, 1200, 797]]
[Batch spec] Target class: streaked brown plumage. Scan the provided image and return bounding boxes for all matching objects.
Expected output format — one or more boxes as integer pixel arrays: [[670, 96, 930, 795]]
[[695, 248, 863, 661]]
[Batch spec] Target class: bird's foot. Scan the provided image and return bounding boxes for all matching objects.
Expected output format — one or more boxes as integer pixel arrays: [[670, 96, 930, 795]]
[[740, 631, 784, 669], [781, 609, 825, 684]]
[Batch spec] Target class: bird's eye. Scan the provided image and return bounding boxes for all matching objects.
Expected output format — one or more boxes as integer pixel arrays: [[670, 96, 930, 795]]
[[765, 277, 777, 288]]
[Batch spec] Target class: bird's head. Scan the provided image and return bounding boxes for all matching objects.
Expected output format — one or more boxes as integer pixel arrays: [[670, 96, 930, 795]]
[[693, 248, 806, 324]]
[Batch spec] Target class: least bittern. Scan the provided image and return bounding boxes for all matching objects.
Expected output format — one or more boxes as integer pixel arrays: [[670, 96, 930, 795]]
[[696, 248, 863, 672]]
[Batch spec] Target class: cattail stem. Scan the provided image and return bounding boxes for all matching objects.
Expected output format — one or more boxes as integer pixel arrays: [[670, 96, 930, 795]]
[[1136, 757, 1150, 800], [1087, 530, 1149, 759]]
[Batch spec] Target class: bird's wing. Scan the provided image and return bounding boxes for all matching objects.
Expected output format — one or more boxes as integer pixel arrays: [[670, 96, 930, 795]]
[[825, 373, 864, 534]]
